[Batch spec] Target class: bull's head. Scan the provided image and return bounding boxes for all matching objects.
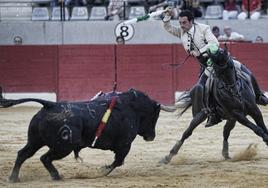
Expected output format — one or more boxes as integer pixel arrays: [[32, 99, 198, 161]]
[[128, 89, 160, 141]]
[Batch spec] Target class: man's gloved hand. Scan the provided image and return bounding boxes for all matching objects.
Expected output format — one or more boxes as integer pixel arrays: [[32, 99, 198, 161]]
[[189, 50, 200, 57], [162, 6, 173, 22], [207, 44, 219, 54]]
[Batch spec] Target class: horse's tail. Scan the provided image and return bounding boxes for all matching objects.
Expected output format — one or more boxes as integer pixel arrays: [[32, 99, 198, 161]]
[[160, 90, 192, 116], [175, 90, 192, 117]]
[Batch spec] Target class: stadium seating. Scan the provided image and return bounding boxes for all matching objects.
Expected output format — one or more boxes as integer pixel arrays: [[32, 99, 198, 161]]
[[32, 7, 49, 21], [0, 6, 32, 21], [0, 2, 31, 7], [32, 0, 52, 4], [128, 6, 145, 19], [89, 6, 107, 20], [70, 6, 89, 20], [51, 7, 69, 21], [204, 5, 223, 19]]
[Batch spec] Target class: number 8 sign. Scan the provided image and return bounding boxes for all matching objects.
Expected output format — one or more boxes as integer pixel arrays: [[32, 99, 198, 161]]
[[114, 22, 135, 41]]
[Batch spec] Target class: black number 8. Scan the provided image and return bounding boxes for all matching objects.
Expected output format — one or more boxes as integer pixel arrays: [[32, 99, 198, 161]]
[[120, 26, 129, 38]]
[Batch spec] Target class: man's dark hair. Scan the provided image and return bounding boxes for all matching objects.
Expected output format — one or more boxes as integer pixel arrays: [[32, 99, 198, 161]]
[[212, 26, 220, 32], [179, 10, 194, 22]]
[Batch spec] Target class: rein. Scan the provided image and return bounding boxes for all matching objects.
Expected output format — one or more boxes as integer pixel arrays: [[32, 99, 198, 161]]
[[161, 54, 191, 70], [215, 57, 242, 101]]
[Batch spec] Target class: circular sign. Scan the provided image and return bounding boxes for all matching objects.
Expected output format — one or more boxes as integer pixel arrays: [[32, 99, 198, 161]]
[[114, 22, 135, 42]]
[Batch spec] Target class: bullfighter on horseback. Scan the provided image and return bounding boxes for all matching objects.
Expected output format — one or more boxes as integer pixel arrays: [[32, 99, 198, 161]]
[[162, 9, 268, 127]]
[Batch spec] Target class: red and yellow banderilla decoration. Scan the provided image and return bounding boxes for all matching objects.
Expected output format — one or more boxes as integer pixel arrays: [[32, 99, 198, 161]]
[[91, 96, 117, 147]]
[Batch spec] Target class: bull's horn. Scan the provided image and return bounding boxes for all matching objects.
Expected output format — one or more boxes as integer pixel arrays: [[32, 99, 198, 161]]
[[160, 104, 177, 112]]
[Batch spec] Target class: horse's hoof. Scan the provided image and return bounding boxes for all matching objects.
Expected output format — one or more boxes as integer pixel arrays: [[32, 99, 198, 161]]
[[9, 176, 20, 183], [222, 152, 231, 160], [52, 175, 62, 181], [159, 156, 170, 164], [99, 165, 113, 176]]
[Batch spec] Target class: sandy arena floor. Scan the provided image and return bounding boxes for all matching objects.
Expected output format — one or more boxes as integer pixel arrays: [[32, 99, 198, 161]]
[[1, 106, 268, 188]]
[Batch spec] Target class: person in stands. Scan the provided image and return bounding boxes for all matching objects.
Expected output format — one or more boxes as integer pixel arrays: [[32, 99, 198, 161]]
[[237, 0, 261, 20], [222, 0, 239, 20], [218, 25, 245, 41], [212, 26, 220, 39]]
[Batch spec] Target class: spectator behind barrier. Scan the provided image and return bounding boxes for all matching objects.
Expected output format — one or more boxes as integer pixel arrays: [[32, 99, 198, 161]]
[[212, 26, 220, 39], [105, 0, 127, 20], [218, 25, 245, 41], [65, 0, 87, 6], [237, 0, 261, 20], [180, 0, 203, 18], [222, 0, 239, 20], [50, 0, 59, 6], [255, 36, 264, 43], [149, 0, 180, 19]]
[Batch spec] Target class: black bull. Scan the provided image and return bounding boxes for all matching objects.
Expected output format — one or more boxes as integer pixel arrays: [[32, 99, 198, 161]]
[[0, 89, 162, 182]]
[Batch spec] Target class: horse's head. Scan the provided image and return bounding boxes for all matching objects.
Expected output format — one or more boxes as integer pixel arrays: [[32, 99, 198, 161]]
[[207, 45, 238, 95], [207, 45, 234, 78], [207, 46, 229, 67]]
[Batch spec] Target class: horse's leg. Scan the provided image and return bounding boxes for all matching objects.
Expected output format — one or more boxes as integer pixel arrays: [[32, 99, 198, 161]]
[[232, 111, 268, 145], [159, 110, 207, 164], [222, 119, 236, 160], [191, 84, 205, 116], [248, 105, 268, 134]]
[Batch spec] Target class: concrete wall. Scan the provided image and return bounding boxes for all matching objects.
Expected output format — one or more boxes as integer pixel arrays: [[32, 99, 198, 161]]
[[0, 19, 267, 45]]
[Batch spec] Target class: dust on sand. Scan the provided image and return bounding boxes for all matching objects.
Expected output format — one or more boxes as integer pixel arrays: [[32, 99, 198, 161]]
[[1, 106, 268, 188]]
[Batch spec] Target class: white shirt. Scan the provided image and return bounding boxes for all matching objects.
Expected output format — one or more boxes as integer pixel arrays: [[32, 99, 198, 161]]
[[218, 32, 245, 41], [163, 21, 219, 55]]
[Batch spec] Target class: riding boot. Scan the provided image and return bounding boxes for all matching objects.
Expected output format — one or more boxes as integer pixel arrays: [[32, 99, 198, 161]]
[[257, 94, 268, 106], [205, 114, 222, 128], [198, 73, 221, 128]]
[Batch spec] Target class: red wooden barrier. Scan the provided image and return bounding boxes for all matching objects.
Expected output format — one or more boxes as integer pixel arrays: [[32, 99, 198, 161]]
[[57, 45, 115, 101], [0, 45, 57, 92], [116, 44, 173, 104], [0, 44, 268, 104]]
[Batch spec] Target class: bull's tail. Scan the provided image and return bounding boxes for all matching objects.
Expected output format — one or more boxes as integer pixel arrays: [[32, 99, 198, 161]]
[[160, 90, 192, 117], [0, 97, 55, 108], [0, 86, 55, 108]]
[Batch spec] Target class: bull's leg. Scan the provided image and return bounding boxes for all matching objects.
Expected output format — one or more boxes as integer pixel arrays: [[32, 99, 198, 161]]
[[160, 110, 207, 164], [233, 111, 268, 145], [101, 145, 131, 176], [40, 149, 72, 180], [9, 143, 42, 183], [222, 120, 236, 160]]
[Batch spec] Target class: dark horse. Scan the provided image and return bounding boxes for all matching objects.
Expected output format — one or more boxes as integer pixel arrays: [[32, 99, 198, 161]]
[[160, 47, 268, 164]]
